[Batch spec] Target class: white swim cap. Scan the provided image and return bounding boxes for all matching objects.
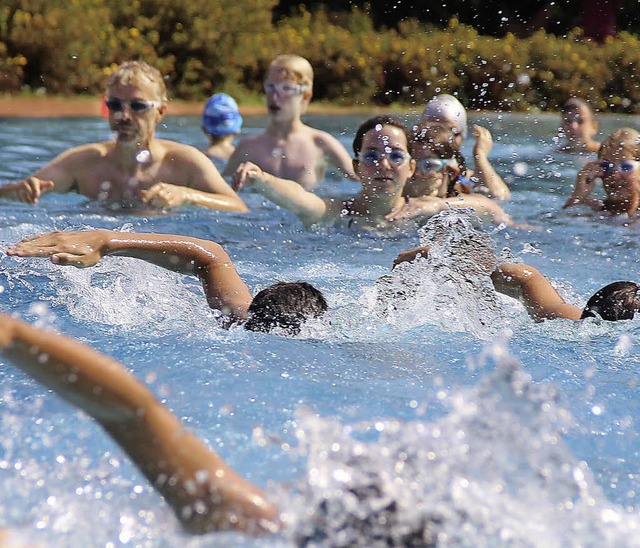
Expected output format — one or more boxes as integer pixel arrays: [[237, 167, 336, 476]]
[[420, 94, 468, 138]]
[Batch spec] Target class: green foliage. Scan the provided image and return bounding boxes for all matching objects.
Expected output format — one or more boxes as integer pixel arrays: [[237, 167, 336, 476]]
[[0, 1, 638, 113]]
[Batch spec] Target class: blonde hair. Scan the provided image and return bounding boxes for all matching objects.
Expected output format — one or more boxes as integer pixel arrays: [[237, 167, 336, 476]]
[[268, 54, 313, 88], [106, 61, 168, 102], [599, 128, 640, 160]]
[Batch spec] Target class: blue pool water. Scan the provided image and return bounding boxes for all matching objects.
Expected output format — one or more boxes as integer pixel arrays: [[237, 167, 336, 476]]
[[1, 110, 640, 545]]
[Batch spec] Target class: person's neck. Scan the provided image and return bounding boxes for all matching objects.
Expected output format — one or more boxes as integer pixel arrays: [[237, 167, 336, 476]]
[[266, 116, 305, 139], [352, 191, 405, 220], [114, 137, 158, 170]]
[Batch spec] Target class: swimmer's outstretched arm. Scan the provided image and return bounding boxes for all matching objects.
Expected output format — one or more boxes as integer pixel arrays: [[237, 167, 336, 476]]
[[232, 162, 333, 226], [7, 230, 253, 322], [0, 314, 279, 535], [393, 247, 581, 321]]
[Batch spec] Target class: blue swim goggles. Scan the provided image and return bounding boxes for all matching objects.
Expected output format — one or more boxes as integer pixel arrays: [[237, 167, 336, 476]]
[[600, 160, 640, 175], [359, 149, 410, 166]]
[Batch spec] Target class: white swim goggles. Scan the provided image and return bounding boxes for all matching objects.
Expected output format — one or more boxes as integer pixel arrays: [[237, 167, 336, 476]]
[[359, 148, 410, 166], [416, 157, 458, 172], [263, 81, 309, 96]]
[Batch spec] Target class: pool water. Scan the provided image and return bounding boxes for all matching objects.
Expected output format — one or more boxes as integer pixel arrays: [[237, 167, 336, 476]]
[[1, 110, 640, 546]]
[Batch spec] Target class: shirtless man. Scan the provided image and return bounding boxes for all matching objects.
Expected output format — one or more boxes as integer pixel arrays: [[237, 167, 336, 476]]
[[224, 54, 356, 191], [0, 61, 247, 212]]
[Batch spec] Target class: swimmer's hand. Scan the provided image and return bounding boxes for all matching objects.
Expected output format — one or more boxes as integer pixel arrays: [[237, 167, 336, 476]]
[[472, 124, 494, 160], [563, 160, 602, 208], [0, 314, 18, 349], [232, 162, 266, 191], [141, 182, 190, 209], [392, 245, 431, 268], [7, 230, 109, 268], [385, 197, 448, 222], [0, 177, 55, 204]]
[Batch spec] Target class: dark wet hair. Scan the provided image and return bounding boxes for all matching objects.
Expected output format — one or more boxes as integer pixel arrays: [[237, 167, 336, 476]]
[[352, 115, 413, 157], [244, 281, 328, 335], [580, 281, 640, 321], [411, 122, 467, 196]]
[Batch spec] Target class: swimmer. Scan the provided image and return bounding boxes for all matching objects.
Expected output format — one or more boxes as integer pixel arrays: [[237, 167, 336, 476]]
[[233, 115, 466, 232], [400, 123, 519, 228], [420, 94, 511, 200], [6, 230, 327, 335], [201, 93, 243, 162], [224, 54, 356, 191], [556, 98, 601, 154], [0, 61, 247, 212], [563, 127, 640, 218], [394, 245, 640, 321]]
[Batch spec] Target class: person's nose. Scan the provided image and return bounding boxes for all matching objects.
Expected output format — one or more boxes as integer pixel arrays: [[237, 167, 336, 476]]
[[378, 155, 393, 169]]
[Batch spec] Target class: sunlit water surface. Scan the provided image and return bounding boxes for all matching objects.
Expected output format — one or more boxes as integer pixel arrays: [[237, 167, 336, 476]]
[[0, 111, 640, 546]]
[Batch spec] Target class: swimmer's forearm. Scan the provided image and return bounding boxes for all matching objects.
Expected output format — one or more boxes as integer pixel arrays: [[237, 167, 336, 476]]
[[251, 173, 327, 225], [473, 156, 510, 200], [0, 315, 279, 534], [184, 189, 249, 212]]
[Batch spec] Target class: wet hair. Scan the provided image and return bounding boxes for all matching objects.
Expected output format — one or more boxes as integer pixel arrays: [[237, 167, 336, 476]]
[[352, 115, 412, 157], [580, 281, 640, 321], [244, 281, 328, 335], [598, 128, 640, 161], [268, 54, 314, 88], [412, 122, 468, 196], [106, 60, 168, 102]]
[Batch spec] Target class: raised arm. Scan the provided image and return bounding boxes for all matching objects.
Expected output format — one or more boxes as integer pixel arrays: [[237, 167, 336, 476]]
[[471, 125, 511, 201], [0, 314, 278, 534], [232, 162, 332, 226], [7, 230, 253, 323], [562, 160, 603, 210], [490, 263, 581, 321]]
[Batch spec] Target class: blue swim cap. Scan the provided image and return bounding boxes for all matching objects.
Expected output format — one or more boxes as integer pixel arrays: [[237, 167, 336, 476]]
[[202, 93, 243, 136]]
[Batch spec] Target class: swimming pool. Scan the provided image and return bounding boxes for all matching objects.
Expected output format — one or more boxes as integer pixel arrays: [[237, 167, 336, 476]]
[[1, 110, 640, 545]]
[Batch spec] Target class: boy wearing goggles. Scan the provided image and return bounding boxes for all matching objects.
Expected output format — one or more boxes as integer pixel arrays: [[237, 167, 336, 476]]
[[225, 54, 356, 192], [563, 127, 640, 218], [0, 61, 247, 212]]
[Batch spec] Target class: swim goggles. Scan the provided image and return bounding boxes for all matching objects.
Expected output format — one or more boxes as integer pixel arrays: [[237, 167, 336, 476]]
[[263, 81, 309, 96], [416, 157, 458, 172], [105, 98, 161, 113], [358, 148, 410, 166], [600, 160, 640, 175]]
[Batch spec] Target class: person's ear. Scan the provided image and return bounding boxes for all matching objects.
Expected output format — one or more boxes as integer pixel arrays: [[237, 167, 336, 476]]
[[408, 158, 416, 178], [352, 158, 362, 179], [157, 102, 168, 120]]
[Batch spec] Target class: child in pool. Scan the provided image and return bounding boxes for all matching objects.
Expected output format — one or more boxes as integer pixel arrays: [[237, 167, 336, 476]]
[[201, 92, 243, 163], [556, 98, 601, 154], [400, 123, 517, 228], [6, 230, 327, 336], [563, 127, 640, 218], [224, 54, 356, 191], [420, 94, 511, 200]]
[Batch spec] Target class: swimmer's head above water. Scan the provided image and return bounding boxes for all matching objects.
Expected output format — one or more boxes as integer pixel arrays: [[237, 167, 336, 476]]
[[581, 281, 640, 321], [244, 281, 328, 335]]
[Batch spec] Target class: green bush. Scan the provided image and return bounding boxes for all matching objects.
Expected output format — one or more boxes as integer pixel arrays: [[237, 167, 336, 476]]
[[0, 1, 638, 113]]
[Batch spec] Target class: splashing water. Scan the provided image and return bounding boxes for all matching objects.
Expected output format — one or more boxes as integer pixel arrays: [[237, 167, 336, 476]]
[[368, 209, 508, 338], [284, 341, 640, 547]]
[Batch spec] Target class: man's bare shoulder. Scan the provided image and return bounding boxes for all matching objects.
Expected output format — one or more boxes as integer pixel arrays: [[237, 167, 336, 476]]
[[156, 138, 208, 160]]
